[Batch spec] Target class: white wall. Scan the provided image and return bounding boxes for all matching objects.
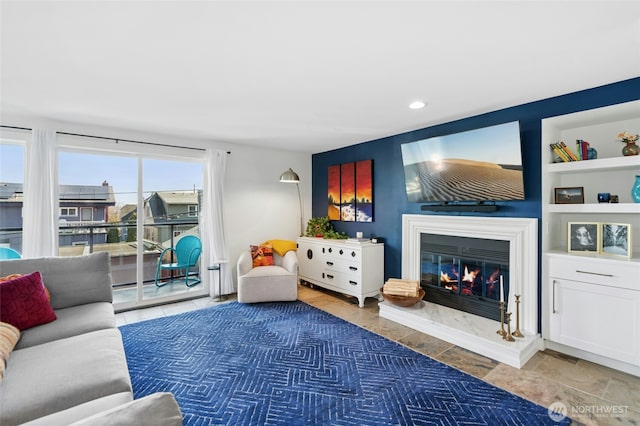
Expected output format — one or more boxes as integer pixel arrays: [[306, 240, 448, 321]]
[[224, 145, 310, 289], [2, 114, 312, 291]]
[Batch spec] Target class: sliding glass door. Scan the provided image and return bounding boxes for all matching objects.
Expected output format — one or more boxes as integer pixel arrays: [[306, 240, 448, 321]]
[[57, 140, 206, 310]]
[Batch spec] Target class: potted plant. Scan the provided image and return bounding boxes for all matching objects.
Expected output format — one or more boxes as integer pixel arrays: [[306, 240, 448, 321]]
[[616, 131, 639, 156], [305, 216, 348, 239]]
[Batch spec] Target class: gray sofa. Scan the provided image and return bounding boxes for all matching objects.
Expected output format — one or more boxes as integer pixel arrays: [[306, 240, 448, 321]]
[[0, 252, 182, 425]]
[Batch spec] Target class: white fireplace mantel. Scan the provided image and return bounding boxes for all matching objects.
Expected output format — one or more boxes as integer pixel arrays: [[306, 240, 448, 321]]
[[379, 214, 542, 368]]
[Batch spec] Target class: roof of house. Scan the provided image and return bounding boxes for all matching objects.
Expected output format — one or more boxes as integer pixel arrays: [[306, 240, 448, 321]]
[[155, 191, 199, 205], [0, 183, 116, 205]]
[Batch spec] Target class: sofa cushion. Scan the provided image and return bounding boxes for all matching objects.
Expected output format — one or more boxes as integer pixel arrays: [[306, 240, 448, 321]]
[[69, 392, 183, 426], [0, 252, 113, 310], [0, 322, 20, 381], [0, 328, 133, 425], [16, 302, 116, 350], [20, 392, 133, 426], [0, 271, 57, 330], [251, 244, 274, 267]]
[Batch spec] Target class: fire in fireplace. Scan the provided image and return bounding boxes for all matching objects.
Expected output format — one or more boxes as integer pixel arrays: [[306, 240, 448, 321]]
[[420, 233, 509, 322]]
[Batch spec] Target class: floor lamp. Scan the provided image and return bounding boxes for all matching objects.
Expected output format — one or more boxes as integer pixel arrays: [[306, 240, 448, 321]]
[[279, 168, 304, 237]]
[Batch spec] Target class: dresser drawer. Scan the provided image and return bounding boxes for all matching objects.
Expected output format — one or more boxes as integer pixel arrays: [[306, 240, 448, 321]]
[[324, 245, 361, 262], [548, 255, 640, 290], [323, 258, 361, 276], [322, 271, 360, 291]]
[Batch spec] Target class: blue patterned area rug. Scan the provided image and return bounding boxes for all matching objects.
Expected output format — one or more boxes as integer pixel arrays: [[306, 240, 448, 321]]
[[120, 301, 569, 425]]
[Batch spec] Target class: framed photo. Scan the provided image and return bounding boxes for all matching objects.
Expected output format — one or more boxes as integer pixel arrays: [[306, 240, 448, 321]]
[[600, 223, 631, 258], [554, 187, 584, 204], [568, 222, 599, 253]]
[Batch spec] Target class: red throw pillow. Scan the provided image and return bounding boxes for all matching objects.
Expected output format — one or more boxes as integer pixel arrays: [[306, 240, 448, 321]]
[[250, 244, 274, 267], [0, 272, 57, 331]]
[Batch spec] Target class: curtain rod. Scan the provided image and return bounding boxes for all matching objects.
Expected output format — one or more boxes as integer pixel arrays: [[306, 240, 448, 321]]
[[1, 125, 31, 132], [0, 125, 230, 154]]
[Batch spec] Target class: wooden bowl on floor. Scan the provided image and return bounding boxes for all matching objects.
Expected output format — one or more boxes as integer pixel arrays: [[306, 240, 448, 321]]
[[380, 288, 425, 307]]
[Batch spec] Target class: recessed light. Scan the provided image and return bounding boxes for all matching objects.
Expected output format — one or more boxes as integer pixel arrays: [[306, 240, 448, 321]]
[[409, 101, 426, 109]]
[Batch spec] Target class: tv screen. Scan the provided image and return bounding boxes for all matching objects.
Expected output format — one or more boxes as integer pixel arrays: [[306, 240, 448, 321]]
[[400, 121, 524, 204]]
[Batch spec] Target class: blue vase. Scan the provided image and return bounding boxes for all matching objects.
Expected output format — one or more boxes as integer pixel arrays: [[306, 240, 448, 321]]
[[587, 147, 597, 160], [632, 175, 640, 203]]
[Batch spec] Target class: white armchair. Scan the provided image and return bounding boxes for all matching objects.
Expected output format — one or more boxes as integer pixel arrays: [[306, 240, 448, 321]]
[[237, 250, 298, 303]]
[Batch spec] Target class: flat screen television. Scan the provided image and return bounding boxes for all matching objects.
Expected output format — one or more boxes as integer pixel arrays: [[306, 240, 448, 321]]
[[400, 121, 525, 204]]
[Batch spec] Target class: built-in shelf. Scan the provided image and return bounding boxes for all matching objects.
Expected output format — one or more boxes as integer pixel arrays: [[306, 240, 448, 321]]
[[547, 203, 640, 214], [541, 99, 640, 377], [546, 155, 640, 174]]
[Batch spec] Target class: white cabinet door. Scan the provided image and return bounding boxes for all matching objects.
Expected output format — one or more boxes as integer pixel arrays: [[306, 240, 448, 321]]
[[297, 239, 325, 283], [549, 278, 640, 365]]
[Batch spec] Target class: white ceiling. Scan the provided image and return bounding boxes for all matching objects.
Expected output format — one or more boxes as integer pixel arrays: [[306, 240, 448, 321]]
[[1, 1, 639, 153]]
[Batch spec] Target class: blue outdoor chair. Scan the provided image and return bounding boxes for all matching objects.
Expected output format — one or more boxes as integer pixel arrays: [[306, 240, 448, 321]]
[[154, 235, 202, 287], [0, 247, 22, 260]]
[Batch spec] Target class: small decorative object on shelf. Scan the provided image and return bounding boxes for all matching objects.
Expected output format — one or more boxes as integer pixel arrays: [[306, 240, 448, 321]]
[[610, 194, 619, 203], [587, 146, 598, 159], [503, 312, 515, 342], [496, 301, 506, 337], [554, 186, 584, 204], [600, 222, 632, 258], [513, 295, 524, 338], [616, 131, 640, 156], [632, 176, 640, 203]]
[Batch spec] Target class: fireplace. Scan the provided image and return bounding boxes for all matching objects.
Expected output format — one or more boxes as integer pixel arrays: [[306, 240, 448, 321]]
[[379, 214, 541, 368], [420, 234, 509, 322]]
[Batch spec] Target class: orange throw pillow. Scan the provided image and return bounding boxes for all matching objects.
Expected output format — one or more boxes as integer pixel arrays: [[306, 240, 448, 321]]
[[250, 244, 274, 267]]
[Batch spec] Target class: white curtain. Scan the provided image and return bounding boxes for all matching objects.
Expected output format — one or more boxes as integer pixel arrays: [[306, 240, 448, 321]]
[[202, 148, 232, 296], [23, 129, 57, 257]]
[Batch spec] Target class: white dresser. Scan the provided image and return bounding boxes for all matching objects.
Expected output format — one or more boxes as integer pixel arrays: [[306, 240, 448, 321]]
[[297, 237, 384, 307]]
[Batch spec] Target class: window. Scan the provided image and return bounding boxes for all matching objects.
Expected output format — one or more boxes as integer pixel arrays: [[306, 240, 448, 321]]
[[188, 204, 198, 217], [0, 134, 26, 254], [60, 207, 78, 216], [80, 207, 93, 221]]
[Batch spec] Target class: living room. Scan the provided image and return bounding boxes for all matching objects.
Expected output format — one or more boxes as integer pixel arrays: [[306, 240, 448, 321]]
[[1, 1, 639, 424]]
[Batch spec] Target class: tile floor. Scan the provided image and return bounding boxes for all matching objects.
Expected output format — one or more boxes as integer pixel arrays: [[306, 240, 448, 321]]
[[115, 284, 640, 426]]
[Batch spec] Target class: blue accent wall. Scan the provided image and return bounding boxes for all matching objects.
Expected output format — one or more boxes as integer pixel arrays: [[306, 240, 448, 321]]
[[312, 77, 640, 329]]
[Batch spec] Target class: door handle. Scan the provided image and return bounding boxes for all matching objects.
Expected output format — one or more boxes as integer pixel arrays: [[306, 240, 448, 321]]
[[552, 279, 557, 314], [576, 270, 614, 278]]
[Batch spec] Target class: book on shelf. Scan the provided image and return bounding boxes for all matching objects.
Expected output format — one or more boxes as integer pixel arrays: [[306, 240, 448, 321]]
[[577, 139, 590, 160], [550, 143, 570, 162], [559, 141, 579, 161]]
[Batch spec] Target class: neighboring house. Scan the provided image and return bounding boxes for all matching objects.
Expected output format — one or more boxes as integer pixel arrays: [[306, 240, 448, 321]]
[[0, 181, 116, 252], [58, 181, 116, 247], [0, 183, 24, 250], [142, 190, 200, 244]]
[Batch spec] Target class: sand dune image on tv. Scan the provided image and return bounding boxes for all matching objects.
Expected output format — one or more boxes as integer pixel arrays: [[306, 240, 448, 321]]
[[403, 158, 524, 203]]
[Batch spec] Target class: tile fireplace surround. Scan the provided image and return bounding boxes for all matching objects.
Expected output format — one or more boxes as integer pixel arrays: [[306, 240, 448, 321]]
[[379, 214, 541, 368]]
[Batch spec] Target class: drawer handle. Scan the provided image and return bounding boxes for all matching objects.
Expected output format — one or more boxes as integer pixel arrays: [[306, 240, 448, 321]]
[[552, 279, 557, 314], [576, 270, 614, 278], [349, 280, 358, 286], [326, 261, 334, 266], [349, 266, 358, 271], [326, 274, 334, 279]]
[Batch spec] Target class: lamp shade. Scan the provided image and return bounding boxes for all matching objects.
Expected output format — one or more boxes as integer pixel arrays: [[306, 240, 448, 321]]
[[279, 168, 300, 183]]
